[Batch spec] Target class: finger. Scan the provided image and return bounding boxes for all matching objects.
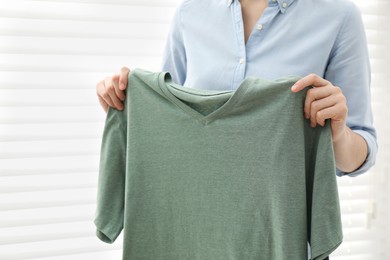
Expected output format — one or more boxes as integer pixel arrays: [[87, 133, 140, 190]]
[[96, 80, 109, 112], [291, 73, 330, 92], [119, 66, 130, 90], [309, 96, 338, 127], [97, 94, 109, 113], [96, 79, 115, 109], [318, 103, 348, 126], [104, 77, 124, 110], [314, 106, 338, 127], [304, 86, 334, 119], [112, 74, 126, 101]]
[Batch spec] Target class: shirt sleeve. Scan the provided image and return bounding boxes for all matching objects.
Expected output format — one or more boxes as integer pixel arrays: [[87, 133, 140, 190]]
[[160, 2, 187, 85], [323, 2, 378, 177], [94, 106, 127, 244], [305, 119, 343, 260]]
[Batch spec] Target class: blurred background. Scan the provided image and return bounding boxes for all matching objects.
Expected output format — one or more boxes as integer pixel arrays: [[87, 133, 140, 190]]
[[0, 0, 389, 259]]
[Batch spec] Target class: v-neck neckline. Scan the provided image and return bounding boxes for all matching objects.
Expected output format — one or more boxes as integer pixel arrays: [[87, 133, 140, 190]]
[[158, 72, 251, 125]]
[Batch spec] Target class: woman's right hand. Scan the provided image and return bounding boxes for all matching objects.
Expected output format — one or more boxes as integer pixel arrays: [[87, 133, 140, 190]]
[[96, 67, 130, 113]]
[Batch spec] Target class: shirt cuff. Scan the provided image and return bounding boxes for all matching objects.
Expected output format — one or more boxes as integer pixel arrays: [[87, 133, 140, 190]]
[[336, 129, 378, 177]]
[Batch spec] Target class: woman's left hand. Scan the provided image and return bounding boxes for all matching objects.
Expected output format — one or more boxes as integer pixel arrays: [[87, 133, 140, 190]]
[[290, 73, 348, 143]]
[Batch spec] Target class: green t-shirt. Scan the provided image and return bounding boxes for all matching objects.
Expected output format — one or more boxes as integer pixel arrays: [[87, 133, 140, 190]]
[[94, 68, 343, 260]]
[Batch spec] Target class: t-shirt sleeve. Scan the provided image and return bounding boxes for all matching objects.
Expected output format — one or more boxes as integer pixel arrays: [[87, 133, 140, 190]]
[[305, 119, 343, 259], [94, 106, 127, 244]]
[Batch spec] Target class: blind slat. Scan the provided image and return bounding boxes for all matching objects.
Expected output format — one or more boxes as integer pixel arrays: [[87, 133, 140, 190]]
[[0, 222, 95, 245], [0, 2, 175, 22], [0, 123, 103, 142], [0, 54, 161, 73], [0, 237, 121, 260], [0, 17, 170, 38], [0, 173, 97, 193], [0, 107, 103, 123], [0, 89, 98, 106], [0, 155, 99, 177], [0, 189, 96, 211], [0, 37, 165, 55], [0, 139, 101, 159], [0, 72, 108, 89], [0, 205, 95, 228]]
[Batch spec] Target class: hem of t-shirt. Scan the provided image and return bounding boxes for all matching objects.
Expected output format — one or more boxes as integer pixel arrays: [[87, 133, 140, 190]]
[[310, 233, 343, 260], [94, 218, 122, 244]]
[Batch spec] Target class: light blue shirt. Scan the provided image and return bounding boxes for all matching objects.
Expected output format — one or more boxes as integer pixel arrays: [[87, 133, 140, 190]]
[[160, 0, 377, 178]]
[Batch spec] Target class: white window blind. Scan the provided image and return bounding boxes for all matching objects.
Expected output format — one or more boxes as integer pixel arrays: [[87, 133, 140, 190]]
[[0, 0, 388, 259]]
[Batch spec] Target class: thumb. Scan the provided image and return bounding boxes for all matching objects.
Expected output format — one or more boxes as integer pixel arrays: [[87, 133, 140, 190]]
[[119, 67, 130, 90]]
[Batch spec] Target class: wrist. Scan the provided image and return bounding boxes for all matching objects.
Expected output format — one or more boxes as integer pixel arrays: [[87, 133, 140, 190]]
[[332, 126, 369, 173], [332, 126, 350, 145]]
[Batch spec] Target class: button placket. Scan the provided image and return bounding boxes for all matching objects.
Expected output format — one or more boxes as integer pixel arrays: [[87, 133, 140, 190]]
[[232, 0, 247, 90]]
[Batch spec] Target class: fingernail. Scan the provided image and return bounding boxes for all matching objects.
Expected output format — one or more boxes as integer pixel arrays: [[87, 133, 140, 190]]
[[291, 84, 298, 91], [120, 84, 125, 89]]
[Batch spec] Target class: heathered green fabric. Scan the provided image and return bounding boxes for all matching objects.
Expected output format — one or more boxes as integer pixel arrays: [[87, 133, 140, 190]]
[[94, 68, 343, 260]]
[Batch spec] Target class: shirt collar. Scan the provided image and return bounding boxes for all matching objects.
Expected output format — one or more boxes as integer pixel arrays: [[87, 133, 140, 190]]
[[226, 0, 295, 14]]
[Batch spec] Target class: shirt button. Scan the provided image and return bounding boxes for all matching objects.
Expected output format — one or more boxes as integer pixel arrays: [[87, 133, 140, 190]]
[[282, 2, 288, 8], [239, 58, 244, 64], [257, 24, 263, 30]]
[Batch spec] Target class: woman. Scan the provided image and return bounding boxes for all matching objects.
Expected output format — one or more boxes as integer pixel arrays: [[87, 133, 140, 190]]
[[95, 0, 378, 258]]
